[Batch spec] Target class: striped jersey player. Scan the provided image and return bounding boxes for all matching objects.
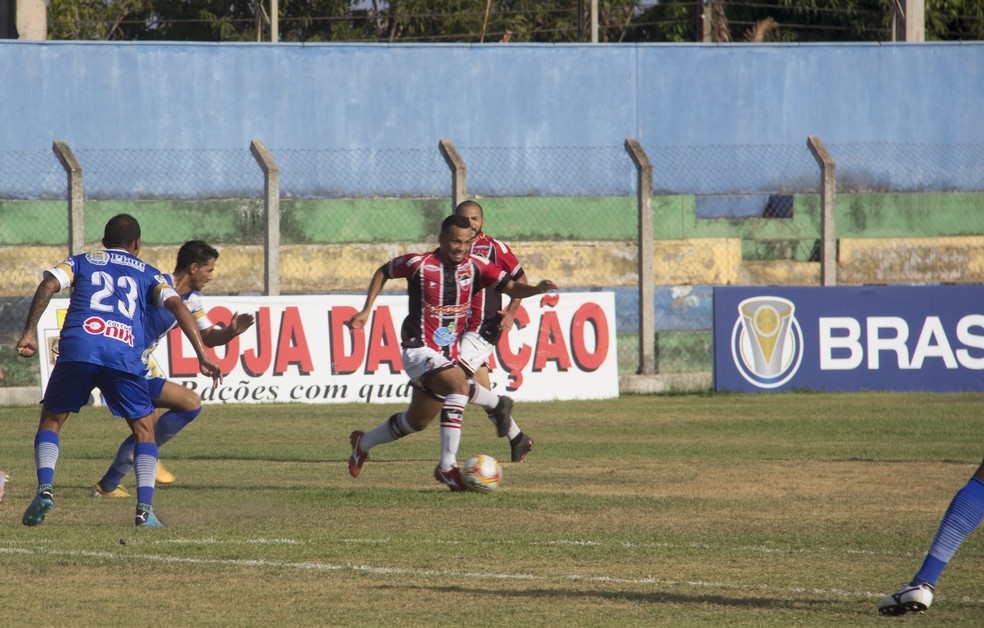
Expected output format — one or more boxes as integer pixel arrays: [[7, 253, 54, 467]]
[[454, 199, 535, 464], [346, 214, 557, 491]]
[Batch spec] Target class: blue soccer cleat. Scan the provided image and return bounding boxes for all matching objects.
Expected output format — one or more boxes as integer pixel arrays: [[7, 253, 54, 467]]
[[135, 503, 165, 528], [22, 485, 55, 526]]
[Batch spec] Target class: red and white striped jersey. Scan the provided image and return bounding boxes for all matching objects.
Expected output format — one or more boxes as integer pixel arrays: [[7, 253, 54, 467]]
[[385, 250, 507, 355], [468, 233, 525, 342]]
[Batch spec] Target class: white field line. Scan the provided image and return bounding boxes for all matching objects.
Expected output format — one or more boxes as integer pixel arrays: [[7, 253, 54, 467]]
[[0, 536, 933, 558], [2, 544, 983, 606]]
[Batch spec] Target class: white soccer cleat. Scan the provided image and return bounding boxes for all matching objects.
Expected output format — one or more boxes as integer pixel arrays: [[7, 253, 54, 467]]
[[877, 582, 934, 616]]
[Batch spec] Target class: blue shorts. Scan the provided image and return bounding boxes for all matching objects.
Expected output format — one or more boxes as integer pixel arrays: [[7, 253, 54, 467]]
[[43, 361, 155, 420], [146, 376, 166, 400]]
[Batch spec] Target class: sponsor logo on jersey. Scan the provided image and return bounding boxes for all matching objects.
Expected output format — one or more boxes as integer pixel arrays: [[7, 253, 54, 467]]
[[433, 323, 457, 347], [83, 316, 135, 347], [730, 296, 803, 389], [85, 251, 110, 266], [424, 303, 469, 316], [110, 253, 146, 272]]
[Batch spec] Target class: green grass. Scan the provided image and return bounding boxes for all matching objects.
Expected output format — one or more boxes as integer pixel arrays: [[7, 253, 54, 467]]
[[1, 393, 982, 626]]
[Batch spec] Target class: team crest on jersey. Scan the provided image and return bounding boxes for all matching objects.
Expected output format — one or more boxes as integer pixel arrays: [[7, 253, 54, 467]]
[[86, 251, 110, 266], [455, 265, 473, 284]]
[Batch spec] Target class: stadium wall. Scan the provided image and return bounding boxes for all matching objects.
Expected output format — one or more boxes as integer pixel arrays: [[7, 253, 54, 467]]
[[1, 41, 982, 187]]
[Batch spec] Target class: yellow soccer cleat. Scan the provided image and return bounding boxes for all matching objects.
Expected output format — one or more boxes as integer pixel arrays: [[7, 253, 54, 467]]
[[91, 483, 130, 498], [156, 460, 176, 484]]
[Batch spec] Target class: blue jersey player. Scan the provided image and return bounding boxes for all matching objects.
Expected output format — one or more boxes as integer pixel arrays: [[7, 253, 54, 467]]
[[91, 240, 254, 497], [16, 214, 223, 528]]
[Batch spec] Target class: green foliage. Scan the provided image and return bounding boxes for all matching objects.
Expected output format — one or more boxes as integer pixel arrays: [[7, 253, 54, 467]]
[[42, 0, 984, 43]]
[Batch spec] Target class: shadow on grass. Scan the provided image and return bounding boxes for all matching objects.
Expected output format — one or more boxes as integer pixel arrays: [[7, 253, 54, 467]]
[[376, 583, 838, 611]]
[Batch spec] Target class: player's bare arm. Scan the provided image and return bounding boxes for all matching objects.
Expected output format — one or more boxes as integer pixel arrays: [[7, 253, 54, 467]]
[[201, 311, 255, 347], [502, 278, 557, 300], [498, 274, 529, 331], [347, 265, 388, 331], [164, 296, 224, 386], [17, 274, 61, 358]]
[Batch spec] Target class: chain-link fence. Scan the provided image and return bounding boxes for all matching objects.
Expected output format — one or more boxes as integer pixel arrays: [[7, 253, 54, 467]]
[[2, 140, 983, 387]]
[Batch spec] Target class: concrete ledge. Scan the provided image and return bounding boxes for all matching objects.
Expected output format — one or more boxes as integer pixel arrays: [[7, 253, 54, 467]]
[[0, 387, 41, 407], [619, 372, 712, 394]]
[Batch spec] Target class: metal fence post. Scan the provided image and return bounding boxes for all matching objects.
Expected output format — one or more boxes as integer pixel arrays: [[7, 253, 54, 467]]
[[250, 139, 280, 296], [439, 138, 467, 210], [807, 136, 837, 287], [52, 140, 84, 256], [625, 138, 656, 375]]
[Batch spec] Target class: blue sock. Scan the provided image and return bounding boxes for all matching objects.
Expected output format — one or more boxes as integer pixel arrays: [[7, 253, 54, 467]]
[[99, 435, 135, 491], [155, 408, 201, 445], [34, 430, 59, 488], [133, 442, 159, 506], [912, 477, 984, 586]]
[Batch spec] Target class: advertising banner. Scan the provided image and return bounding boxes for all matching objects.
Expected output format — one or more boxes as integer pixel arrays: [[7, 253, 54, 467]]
[[37, 292, 618, 404], [714, 285, 984, 393]]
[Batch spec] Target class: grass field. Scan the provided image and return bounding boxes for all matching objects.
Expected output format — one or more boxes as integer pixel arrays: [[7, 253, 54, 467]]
[[1, 393, 982, 626]]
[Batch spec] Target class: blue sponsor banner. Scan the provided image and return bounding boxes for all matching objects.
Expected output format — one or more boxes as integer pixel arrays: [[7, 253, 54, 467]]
[[713, 286, 984, 393]]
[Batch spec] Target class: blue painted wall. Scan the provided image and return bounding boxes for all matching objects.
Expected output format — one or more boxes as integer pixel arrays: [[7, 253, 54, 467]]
[[2, 40, 982, 152]]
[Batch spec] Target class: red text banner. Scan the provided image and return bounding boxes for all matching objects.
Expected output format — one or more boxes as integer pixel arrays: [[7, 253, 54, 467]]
[[37, 292, 619, 404]]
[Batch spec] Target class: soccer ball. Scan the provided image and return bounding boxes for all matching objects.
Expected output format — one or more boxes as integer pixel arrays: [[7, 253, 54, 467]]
[[461, 454, 502, 493]]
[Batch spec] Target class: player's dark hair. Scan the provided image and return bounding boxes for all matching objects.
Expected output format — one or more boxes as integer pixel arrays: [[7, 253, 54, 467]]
[[441, 214, 473, 235], [454, 199, 483, 217], [175, 240, 219, 272], [102, 214, 141, 249]]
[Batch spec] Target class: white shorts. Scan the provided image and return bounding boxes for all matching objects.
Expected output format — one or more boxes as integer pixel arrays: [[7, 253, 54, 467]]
[[457, 331, 494, 376], [402, 346, 455, 380]]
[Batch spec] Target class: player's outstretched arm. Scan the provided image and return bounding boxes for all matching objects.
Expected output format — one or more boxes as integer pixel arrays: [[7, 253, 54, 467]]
[[164, 296, 224, 387], [202, 311, 256, 347], [17, 274, 61, 358], [347, 265, 388, 331], [502, 278, 557, 300]]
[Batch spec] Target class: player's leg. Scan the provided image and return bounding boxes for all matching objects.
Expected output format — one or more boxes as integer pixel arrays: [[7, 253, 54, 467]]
[[92, 413, 147, 498], [100, 369, 163, 527], [22, 406, 69, 525], [457, 331, 513, 438], [151, 381, 203, 484], [470, 364, 534, 463], [348, 347, 448, 478], [126, 414, 164, 527], [349, 388, 442, 477], [23, 362, 95, 526], [423, 366, 471, 491], [92, 377, 170, 495], [878, 457, 984, 615]]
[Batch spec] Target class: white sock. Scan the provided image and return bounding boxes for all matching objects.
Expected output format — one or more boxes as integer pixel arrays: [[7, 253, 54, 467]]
[[439, 394, 467, 470], [468, 381, 500, 411], [361, 411, 416, 451]]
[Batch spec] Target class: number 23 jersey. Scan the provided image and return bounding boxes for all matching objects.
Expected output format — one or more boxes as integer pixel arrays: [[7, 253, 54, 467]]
[[47, 249, 178, 375]]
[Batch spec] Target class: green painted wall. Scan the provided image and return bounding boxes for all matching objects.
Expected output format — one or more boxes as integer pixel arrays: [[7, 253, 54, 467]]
[[3, 192, 982, 251]]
